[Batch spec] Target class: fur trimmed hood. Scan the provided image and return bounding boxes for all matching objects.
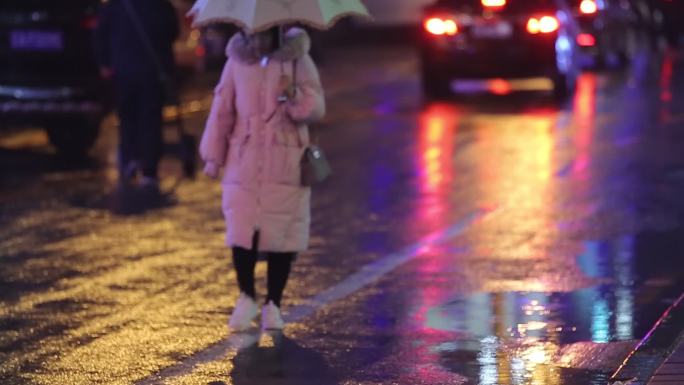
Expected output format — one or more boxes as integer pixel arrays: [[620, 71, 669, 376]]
[[227, 28, 311, 65]]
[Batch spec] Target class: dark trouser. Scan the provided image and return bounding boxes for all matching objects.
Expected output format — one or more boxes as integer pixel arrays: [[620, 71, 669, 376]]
[[115, 73, 164, 179], [232, 232, 296, 308]]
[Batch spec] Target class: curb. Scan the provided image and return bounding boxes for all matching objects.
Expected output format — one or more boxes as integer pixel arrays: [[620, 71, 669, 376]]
[[647, 334, 684, 385], [611, 292, 684, 384]]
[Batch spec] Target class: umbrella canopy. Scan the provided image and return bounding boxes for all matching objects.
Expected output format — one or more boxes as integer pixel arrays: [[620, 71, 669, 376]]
[[188, 0, 371, 31]]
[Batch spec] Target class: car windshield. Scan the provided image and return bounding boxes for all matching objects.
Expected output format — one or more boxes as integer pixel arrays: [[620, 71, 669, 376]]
[[0, 0, 97, 10]]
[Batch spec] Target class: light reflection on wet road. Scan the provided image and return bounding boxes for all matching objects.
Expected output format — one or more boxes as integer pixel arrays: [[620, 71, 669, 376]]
[[1, 46, 684, 385]]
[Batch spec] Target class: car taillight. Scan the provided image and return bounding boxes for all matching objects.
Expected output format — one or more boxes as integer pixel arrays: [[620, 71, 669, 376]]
[[577, 33, 596, 46], [424, 17, 459, 36], [81, 15, 98, 29], [482, 0, 506, 8], [526, 16, 559, 34], [579, 0, 598, 14]]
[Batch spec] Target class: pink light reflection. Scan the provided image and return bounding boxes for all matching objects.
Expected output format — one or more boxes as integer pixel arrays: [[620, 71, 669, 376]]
[[413, 104, 459, 333]]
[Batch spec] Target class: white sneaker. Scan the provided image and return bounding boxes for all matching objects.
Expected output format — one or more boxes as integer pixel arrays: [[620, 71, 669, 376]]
[[261, 301, 285, 330], [139, 176, 159, 190], [228, 293, 258, 331]]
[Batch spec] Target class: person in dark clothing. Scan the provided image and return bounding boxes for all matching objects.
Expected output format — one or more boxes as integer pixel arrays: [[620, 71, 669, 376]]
[[95, 0, 179, 187]]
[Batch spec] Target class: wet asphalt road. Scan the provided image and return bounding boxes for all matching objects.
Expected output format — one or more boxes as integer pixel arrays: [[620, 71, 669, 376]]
[[1, 44, 684, 385]]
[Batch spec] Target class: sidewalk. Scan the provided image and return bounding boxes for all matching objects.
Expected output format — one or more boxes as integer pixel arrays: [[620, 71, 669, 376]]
[[612, 293, 684, 385], [648, 339, 684, 384]]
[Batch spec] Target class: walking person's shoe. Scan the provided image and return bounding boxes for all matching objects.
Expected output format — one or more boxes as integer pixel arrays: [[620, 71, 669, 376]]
[[261, 301, 285, 330], [118, 161, 140, 188], [229, 293, 259, 331], [139, 176, 160, 191]]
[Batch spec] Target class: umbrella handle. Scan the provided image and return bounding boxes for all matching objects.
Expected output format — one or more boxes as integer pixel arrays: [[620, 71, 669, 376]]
[[278, 25, 285, 48]]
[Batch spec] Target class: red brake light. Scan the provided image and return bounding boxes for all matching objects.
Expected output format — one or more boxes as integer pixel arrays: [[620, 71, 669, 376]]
[[527, 16, 559, 34], [489, 79, 511, 95], [195, 45, 206, 57], [577, 33, 596, 46], [424, 18, 459, 36], [580, 0, 598, 14], [81, 15, 98, 30], [482, 0, 506, 7]]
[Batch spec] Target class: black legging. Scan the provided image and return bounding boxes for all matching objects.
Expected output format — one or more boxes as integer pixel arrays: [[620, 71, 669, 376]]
[[231, 233, 295, 307]]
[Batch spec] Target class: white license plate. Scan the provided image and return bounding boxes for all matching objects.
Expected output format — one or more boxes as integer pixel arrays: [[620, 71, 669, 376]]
[[472, 22, 513, 39], [10, 30, 63, 51]]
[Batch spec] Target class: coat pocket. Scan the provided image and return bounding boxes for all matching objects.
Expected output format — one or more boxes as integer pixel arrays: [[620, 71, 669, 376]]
[[222, 134, 252, 184], [266, 132, 304, 186]]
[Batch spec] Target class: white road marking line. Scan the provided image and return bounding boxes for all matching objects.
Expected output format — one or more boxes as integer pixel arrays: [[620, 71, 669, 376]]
[[136, 209, 490, 385]]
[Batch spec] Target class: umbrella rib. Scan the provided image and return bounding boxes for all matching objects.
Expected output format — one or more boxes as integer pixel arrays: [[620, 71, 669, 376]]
[[316, 0, 326, 24], [189, 0, 372, 31]]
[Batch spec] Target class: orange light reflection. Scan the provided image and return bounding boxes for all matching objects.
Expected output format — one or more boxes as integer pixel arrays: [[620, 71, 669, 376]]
[[572, 74, 597, 178], [419, 105, 457, 196], [402, 104, 461, 382]]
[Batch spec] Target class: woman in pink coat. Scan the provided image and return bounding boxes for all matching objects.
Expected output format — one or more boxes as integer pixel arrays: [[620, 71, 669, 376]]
[[200, 26, 325, 331]]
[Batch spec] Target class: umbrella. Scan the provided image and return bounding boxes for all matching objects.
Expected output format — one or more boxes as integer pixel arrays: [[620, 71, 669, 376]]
[[188, 0, 371, 32]]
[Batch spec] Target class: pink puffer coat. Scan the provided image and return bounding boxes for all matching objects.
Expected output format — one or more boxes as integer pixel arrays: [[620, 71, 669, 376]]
[[200, 28, 326, 252]]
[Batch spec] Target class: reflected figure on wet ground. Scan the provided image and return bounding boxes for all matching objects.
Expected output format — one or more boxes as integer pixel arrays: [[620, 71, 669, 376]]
[[200, 26, 326, 330], [103, 181, 175, 216], [228, 332, 339, 385]]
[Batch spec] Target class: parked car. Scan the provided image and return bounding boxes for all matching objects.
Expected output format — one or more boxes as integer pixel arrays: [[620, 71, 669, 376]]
[[419, 0, 582, 99], [0, 0, 112, 157], [657, 0, 684, 46], [196, 24, 237, 71], [570, 0, 639, 68]]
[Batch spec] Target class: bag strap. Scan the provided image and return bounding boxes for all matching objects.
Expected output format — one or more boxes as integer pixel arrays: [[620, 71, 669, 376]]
[[269, 59, 317, 148], [294, 60, 319, 146], [120, 0, 170, 84], [291, 59, 316, 147]]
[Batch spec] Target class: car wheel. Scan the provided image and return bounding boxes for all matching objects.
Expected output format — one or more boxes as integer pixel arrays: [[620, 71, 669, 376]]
[[552, 73, 573, 100], [595, 41, 610, 70], [421, 60, 451, 99], [46, 118, 101, 159]]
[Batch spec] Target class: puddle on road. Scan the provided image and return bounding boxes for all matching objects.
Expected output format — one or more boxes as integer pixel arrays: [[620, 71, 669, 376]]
[[403, 227, 684, 385], [418, 289, 638, 384]]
